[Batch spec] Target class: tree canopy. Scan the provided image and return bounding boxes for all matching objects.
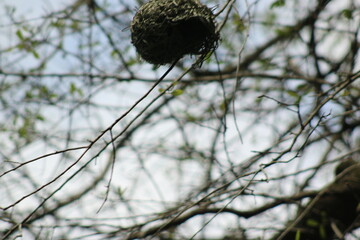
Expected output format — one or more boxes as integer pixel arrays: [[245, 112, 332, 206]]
[[0, 0, 359, 239]]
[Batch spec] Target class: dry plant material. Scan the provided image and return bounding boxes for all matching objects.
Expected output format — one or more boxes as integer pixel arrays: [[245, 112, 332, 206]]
[[131, 0, 219, 65]]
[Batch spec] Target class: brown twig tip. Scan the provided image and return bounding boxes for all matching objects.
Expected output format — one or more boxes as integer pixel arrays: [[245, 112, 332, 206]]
[[130, 0, 219, 65]]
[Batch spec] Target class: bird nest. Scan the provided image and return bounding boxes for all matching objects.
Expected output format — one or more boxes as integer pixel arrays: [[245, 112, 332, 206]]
[[131, 0, 219, 65]]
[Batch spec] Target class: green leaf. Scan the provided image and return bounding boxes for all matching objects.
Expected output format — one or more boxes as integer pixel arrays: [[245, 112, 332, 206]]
[[219, 100, 227, 111], [16, 29, 24, 40], [36, 114, 45, 121], [287, 90, 299, 98], [126, 58, 138, 66], [341, 89, 350, 96], [171, 89, 183, 96], [111, 50, 118, 58], [265, 12, 277, 26], [342, 9, 353, 19], [296, 83, 309, 92], [295, 230, 301, 240], [306, 218, 319, 227], [256, 97, 263, 104], [25, 91, 33, 99], [271, 0, 285, 9], [116, 187, 125, 197], [70, 83, 77, 94], [319, 225, 327, 239], [40, 86, 50, 95], [70, 21, 80, 31], [233, 14, 246, 32], [50, 20, 65, 29], [275, 26, 292, 36], [70, 83, 83, 96], [18, 126, 28, 138], [31, 49, 40, 59], [18, 117, 33, 140], [185, 113, 198, 122]]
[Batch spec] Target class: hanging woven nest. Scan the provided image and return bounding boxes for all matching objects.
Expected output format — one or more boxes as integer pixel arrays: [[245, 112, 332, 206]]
[[131, 0, 219, 65]]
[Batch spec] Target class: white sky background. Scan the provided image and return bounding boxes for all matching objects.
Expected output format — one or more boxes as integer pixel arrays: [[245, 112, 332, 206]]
[[0, 0, 359, 239], [0, 0, 72, 15]]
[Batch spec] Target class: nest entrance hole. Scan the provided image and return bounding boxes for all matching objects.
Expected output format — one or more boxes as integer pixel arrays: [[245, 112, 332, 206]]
[[167, 17, 213, 54]]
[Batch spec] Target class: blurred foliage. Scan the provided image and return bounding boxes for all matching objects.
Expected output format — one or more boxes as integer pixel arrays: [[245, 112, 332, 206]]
[[0, 0, 359, 239]]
